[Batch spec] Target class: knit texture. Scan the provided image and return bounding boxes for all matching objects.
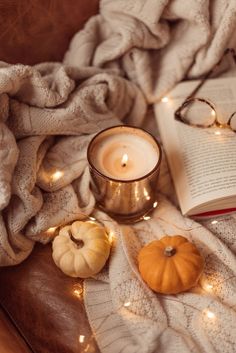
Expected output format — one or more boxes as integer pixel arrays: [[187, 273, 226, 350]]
[[85, 164, 236, 353], [0, 0, 236, 352]]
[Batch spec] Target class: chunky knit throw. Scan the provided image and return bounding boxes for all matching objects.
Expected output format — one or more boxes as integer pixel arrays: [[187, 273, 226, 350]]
[[1, 0, 236, 352]]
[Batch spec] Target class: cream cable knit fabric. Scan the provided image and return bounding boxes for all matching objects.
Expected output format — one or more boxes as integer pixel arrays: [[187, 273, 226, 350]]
[[0, 0, 236, 352]]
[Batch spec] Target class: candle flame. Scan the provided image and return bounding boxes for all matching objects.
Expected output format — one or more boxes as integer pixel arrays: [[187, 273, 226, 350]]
[[121, 154, 128, 167]]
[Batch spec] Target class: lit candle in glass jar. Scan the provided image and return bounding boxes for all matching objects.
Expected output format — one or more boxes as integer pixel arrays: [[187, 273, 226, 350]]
[[87, 126, 162, 223], [90, 128, 159, 180]]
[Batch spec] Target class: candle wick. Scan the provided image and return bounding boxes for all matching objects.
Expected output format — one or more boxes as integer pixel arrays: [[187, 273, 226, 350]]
[[121, 154, 128, 168]]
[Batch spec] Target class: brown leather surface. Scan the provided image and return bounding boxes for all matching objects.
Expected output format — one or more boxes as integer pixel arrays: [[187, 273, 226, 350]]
[[0, 243, 100, 353], [0, 307, 32, 353], [0, 0, 99, 65]]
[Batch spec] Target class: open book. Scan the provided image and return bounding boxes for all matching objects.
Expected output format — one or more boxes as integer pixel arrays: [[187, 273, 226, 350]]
[[154, 75, 236, 218]]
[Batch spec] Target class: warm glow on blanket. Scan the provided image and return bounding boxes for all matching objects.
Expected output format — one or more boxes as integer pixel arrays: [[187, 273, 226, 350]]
[[214, 131, 221, 135], [108, 230, 116, 243], [205, 310, 216, 320], [203, 282, 214, 293], [161, 96, 169, 103], [46, 227, 57, 235], [51, 170, 64, 181]]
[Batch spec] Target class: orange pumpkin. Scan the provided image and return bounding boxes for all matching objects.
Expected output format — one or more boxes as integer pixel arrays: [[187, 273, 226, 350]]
[[138, 235, 204, 294]]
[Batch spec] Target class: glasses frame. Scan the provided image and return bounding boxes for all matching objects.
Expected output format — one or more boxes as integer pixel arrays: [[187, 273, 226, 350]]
[[174, 48, 236, 132]]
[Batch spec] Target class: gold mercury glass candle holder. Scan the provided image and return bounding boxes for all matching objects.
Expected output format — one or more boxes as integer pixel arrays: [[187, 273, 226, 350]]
[[87, 126, 162, 224]]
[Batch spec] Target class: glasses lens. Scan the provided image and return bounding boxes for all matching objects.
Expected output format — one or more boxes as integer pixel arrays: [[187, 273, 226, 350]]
[[229, 112, 236, 131], [180, 99, 216, 127]]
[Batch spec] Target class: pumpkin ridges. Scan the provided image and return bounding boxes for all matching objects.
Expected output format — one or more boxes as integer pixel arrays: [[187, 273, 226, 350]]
[[143, 240, 165, 250], [74, 253, 92, 278], [137, 235, 204, 294], [138, 246, 165, 263], [138, 241, 166, 261], [177, 242, 202, 254], [71, 223, 106, 241], [173, 256, 202, 288], [52, 246, 70, 261], [52, 220, 111, 278], [160, 258, 183, 294], [85, 230, 109, 241], [170, 256, 186, 290], [86, 241, 110, 259], [58, 252, 76, 277], [148, 257, 167, 291], [176, 252, 204, 271], [82, 248, 108, 273], [58, 226, 71, 237], [71, 221, 95, 237], [53, 235, 68, 245]]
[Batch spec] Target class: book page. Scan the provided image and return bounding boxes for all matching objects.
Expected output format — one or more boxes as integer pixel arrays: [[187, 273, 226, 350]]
[[155, 76, 236, 215]]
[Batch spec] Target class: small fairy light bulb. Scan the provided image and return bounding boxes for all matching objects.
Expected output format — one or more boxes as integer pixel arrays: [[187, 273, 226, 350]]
[[211, 110, 216, 117], [79, 335, 85, 343], [121, 154, 128, 167], [143, 215, 151, 221], [89, 216, 96, 221], [161, 96, 169, 103], [124, 301, 131, 307], [46, 226, 57, 235], [73, 285, 83, 299], [153, 201, 158, 208], [88, 216, 98, 225], [211, 220, 218, 225], [214, 130, 221, 135], [51, 170, 64, 182], [205, 310, 216, 320], [203, 282, 214, 292], [202, 308, 216, 321]]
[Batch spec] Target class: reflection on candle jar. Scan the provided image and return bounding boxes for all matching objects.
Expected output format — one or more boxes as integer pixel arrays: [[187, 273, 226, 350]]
[[87, 126, 162, 223]]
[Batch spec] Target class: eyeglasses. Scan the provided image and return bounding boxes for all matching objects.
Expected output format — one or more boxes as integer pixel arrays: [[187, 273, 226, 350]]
[[174, 48, 236, 133]]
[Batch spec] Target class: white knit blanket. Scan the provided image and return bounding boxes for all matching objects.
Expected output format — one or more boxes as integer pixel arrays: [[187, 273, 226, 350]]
[[1, 0, 236, 352]]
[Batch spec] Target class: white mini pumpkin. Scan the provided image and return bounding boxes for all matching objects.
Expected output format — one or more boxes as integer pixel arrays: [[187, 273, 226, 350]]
[[52, 221, 111, 278]]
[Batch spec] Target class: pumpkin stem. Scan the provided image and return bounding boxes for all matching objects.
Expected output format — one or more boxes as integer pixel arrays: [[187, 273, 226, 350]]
[[164, 246, 176, 257], [68, 230, 84, 249]]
